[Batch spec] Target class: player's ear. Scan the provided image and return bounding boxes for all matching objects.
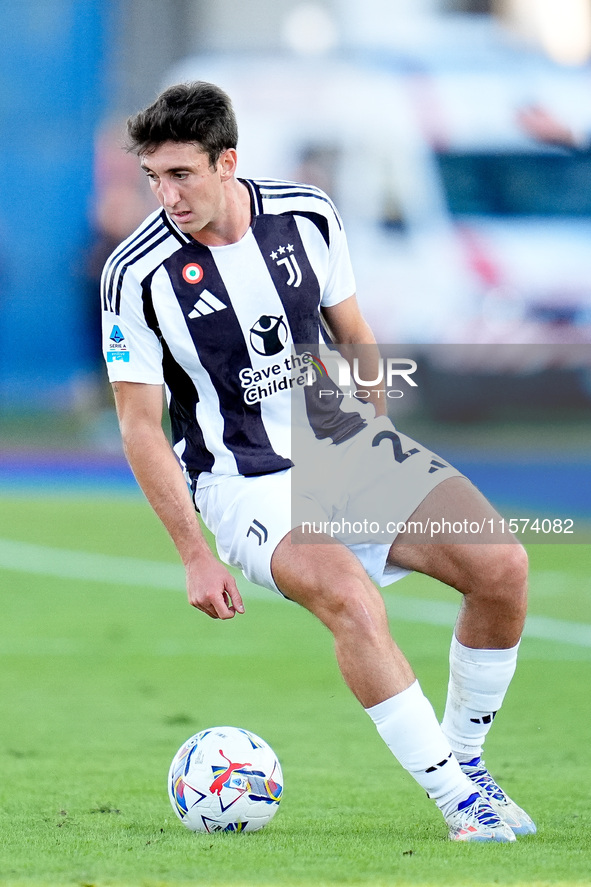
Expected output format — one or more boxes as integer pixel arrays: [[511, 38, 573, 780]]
[[219, 148, 238, 180]]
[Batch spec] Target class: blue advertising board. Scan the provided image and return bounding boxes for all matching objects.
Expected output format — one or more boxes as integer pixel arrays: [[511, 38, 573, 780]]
[[0, 0, 113, 409]]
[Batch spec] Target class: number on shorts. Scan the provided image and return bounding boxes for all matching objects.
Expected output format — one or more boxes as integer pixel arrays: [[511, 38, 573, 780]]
[[371, 430, 419, 463]]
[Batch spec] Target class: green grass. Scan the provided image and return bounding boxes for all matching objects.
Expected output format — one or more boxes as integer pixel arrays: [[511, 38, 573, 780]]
[[0, 494, 590, 886]]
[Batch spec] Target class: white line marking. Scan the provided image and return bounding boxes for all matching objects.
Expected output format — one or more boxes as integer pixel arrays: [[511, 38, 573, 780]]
[[0, 537, 185, 590], [1, 538, 590, 648]]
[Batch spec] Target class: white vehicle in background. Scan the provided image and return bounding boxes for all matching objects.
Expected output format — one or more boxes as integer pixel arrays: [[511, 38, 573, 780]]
[[418, 55, 591, 350], [164, 51, 478, 344], [166, 21, 591, 411]]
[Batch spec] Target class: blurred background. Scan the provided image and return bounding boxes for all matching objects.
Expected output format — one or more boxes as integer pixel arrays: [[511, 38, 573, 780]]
[[0, 0, 589, 519]]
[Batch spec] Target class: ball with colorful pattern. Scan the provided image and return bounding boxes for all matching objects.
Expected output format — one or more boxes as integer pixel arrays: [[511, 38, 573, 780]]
[[168, 726, 283, 833]]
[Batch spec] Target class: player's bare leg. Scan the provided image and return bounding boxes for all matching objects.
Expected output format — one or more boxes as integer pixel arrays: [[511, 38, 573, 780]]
[[270, 531, 515, 842], [271, 531, 414, 707], [387, 476, 528, 650], [387, 475, 535, 835]]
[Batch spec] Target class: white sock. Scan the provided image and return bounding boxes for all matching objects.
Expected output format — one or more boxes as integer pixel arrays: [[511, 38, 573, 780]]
[[441, 634, 520, 762], [366, 680, 474, 816]]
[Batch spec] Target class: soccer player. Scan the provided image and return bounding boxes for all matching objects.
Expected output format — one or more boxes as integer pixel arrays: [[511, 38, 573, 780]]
[[101, 81, 536, 842]]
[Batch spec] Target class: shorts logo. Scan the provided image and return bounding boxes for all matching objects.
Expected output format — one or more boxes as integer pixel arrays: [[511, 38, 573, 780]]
[[246, 519, 268, 545], [182, 263, 204, 284], [249, 315, 288, 356]]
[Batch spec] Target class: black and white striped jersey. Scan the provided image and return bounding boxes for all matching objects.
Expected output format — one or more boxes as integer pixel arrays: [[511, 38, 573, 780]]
[[101, 178, 366, 480]]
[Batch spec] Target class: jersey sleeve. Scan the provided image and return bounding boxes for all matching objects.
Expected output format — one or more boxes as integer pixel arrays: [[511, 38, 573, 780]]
[[101, 265, 164, 385], [319, 202, 356, 309]]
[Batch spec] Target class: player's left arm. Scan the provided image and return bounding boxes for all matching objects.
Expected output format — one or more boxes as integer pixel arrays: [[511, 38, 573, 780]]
[[322, 295, 386, 417]]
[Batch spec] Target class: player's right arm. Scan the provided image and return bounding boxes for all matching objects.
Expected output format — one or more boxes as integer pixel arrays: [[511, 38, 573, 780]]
[[101, 231, 243, 620], [112, 380, 244, 620]]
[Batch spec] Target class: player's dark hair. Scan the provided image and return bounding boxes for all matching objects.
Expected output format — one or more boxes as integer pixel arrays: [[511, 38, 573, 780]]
[[126, 81, 238, 168]]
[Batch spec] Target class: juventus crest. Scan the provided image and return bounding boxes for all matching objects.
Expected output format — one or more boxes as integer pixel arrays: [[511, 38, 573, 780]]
[[270, 244, 302, 287]]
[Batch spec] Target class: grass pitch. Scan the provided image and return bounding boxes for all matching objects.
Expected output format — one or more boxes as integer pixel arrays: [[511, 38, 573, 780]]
[[0, 493, 590, 886]]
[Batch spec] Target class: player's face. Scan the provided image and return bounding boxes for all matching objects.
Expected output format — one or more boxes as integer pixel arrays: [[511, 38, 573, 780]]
[[140, 141, 233, 237]]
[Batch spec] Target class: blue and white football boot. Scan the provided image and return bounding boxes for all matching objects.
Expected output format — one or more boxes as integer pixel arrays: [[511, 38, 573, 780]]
[[460, 757, 537, 836], [446, 791, 516, 842]]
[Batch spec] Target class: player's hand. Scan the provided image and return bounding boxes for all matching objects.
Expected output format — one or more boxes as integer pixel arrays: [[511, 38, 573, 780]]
[[185, 556, 245, 620]]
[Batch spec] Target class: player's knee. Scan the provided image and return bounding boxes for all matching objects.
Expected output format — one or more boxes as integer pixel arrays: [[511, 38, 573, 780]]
[[508, 541, 528, 584], [317, 574, 388, 641], [498, 542, 528, 589], [506, 543, 529, 610], [475, 542, 528, 609]]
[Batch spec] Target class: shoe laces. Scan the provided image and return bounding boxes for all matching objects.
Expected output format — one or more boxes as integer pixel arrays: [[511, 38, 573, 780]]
[[461, 757, 506, 803], [457, 791, 501, 827]]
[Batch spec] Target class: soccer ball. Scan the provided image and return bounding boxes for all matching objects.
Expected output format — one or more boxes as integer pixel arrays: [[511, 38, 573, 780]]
[[168, 726, 283, 833]]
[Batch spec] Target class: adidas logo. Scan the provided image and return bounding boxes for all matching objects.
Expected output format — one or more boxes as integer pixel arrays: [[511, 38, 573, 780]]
[[188, 290, 227, 318]]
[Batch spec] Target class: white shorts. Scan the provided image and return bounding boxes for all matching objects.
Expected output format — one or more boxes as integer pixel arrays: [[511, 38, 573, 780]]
[[194, 414, 463, 596]]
